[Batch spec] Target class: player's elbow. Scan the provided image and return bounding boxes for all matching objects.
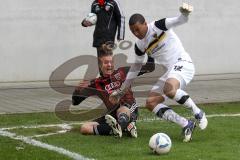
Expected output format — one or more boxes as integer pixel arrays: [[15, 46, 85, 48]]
[[72, 90, 81, 105], [146, 57, 155, 73], [148, 63, 155, 73], [72, 96, 80, 105]]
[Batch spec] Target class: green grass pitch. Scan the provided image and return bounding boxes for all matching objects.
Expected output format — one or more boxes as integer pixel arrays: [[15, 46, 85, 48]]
[[0, 102, 240, 160]]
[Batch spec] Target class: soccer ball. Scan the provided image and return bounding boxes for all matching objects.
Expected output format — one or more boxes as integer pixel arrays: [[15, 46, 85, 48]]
[[85, 13, 97, 25], [149, 133, 172, 155]]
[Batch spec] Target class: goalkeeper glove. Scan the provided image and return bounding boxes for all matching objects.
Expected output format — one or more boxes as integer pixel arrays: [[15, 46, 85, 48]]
[[180, 3, 194, 16]]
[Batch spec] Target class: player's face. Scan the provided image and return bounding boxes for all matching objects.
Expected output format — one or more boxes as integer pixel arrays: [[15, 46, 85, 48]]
[[99, 55, 114, 76], [130, 22, 148, 39]]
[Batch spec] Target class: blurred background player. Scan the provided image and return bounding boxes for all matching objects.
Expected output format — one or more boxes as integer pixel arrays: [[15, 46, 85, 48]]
[[110, 3, 208, 142], [72, 46, 155, 138], [82, 0, 125, 56]]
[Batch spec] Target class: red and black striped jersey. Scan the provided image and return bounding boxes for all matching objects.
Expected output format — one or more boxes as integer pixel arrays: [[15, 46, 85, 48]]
[[72, 56, 154, 111]]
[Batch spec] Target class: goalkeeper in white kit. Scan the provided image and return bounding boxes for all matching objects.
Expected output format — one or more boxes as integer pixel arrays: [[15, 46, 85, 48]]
[[110, 3, 208, 142]]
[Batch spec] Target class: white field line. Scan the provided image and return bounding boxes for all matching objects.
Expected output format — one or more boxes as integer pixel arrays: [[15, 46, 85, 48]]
[[29, 130, 68, 138], [206, 113, 240, 118], [1, 123, 75, 131], [138, 113, 240, 122], [0, 130, 94, 160], [1, 113, 240, 131]]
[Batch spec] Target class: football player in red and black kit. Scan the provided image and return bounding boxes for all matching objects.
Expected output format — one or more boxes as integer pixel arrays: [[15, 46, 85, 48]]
[[72, 47, 154, 138]]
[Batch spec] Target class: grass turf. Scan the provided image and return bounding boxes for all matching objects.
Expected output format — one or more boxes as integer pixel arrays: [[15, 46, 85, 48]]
[[0, 102, 239, 160]]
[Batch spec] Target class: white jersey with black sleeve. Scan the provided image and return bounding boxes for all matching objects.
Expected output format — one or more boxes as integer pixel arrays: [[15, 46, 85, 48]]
[[122, 14, 193, 90], [135, 14, 192, 68]]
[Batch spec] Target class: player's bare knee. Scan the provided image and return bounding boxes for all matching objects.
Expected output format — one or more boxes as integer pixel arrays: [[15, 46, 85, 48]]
[[164, 89, 177, 99], [117, 106, 130, 117], [80, 124, 92, 135], [164, 79, 180, 99], [146, 97, 159, 111], [146, 93, 165, 111], [117, 106, 131, 129]]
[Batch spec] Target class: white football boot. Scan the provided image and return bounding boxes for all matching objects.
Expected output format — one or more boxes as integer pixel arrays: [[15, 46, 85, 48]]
[[182, 120, 196, 142], [105, 114, 122, 138], [127, 122, 138, 138], [195, 111, 208, 130]]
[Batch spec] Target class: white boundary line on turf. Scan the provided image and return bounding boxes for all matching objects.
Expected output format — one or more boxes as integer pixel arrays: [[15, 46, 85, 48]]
[[137, 113, 240, 122], [206, 113, 240, 118], [0, 130, 94, 160], [1, 113, 240, 131], [29, 130, 68, 138], [1, 123, 75, 131]]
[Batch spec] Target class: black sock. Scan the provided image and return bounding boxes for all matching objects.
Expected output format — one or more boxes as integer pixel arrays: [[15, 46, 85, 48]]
[[93, 124, 112, 135]]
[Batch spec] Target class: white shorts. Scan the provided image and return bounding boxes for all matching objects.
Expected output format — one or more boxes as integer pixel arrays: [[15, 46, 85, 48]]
[[151, 60, 195, 94]]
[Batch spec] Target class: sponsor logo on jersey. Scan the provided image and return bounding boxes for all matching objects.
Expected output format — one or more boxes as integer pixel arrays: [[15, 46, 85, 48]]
[[114, 73, 121, 81], [105, 81, 121, 93]]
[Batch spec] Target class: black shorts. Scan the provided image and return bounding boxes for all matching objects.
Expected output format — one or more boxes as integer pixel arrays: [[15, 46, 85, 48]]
[[94, 108, 118, 124]]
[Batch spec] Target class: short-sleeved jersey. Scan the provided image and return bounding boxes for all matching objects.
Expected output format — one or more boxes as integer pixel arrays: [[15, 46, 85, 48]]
[[135, 21, 192, 68]]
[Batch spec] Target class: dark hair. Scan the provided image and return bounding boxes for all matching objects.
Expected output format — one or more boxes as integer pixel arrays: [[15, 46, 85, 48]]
[[129, 13, 145, 26]]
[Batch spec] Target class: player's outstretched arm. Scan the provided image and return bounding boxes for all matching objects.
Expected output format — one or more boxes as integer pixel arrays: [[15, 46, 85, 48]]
[[109, 62, 143, 104], [72, 80, 95, 105], [163, 3, 193, 30], [109, 87, 127, 104], [109, 53, 145, 104]]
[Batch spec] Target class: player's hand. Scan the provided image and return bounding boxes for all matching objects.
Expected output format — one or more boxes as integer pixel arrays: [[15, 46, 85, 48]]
[[109, 88, 126, 104], [179, 3, 194, 16], [75, 80, 89, 91], [82, 20, 93, 27]]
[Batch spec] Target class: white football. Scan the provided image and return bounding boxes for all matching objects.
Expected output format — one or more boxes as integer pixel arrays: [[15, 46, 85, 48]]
[[149, 133, 172, 155], [85, 13, 97, 25]]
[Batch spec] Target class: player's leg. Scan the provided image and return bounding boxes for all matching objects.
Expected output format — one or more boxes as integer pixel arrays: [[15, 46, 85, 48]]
[[146, 92, 188, 128], [80, 121, 111, 136], [80, 122, 98, 135], [116, 106, 131, 130], [116, 105, 138, 138], [129, 103, 138, 123], [126, 103, 138, 138], [105, 108, 123, 138], [164, 60, 208, 130], [146, 91, 195, 142]]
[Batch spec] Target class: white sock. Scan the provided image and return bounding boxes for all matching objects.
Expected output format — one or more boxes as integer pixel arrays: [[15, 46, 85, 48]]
[[162, 94, 169, 102], [162, 109, 188, 128], [174, 89, 201, 115], [153, 104, 188, 128]]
